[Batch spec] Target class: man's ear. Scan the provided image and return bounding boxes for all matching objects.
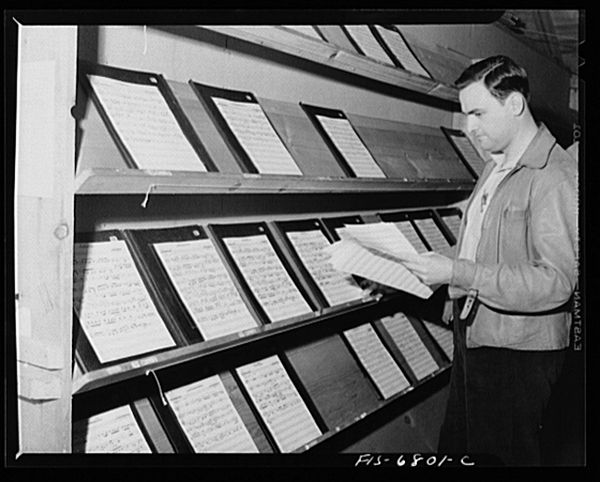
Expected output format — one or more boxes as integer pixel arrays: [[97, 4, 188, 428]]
[[507, 92, 526, 116]]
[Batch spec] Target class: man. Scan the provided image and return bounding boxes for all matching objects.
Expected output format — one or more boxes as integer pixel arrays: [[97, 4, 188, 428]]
[[395, 56, 578, 465]]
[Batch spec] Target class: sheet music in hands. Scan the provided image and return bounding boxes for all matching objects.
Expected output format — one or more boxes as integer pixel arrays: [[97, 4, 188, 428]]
[[212, 97, 303, 175], [343, 323, 411, 398], [73, 240, 176, 363], [325, 222, 432, 299], [286, 229, 364, 306], [315, 114, 386, 178], [236, 355, 322, 453], [166, 374, 259, 453], [223, 235, 313, 322], [87, 74, 207, 172], [72, 405, 151, 453], [152, 239, 257, 340]]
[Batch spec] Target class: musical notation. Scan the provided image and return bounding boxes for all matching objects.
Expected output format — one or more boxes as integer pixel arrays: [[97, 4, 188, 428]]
[[413, 218, 451, 252], [72, 405, 151, 453], [344, 324, 411, 399], [381, 313, 439, 380], [315, 115, 386, 178], [451, 134, 486, 176], [212, 97, 302, 175], [344, 25, 395, 65], [286, 229, 364, 306], [223, 234, 313, 322], [394, 220, 430, 253], [153, 239, 257, 340], [73, 240, 176, 363], [373, 26, 432, 78], [441, 214, 462, 240], [236, 355, 322, 453], [166, 374, 259, 453], [423, 321, 454, 361], [88, 74, 206, 171]]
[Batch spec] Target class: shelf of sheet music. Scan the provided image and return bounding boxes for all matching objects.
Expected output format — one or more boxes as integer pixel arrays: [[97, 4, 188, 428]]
[[74, 167, 476, 196], [72, 292, 449, 396], [187, 26, 459, 104]]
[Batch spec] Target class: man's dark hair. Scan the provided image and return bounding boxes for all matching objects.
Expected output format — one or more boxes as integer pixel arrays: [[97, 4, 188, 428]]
[[455, 55, 530, 103]]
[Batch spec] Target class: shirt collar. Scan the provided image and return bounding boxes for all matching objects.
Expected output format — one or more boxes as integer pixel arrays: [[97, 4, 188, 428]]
[[489, 123, 556, 172]]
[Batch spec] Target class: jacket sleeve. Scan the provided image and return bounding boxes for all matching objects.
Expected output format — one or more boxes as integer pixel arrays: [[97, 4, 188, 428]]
[[450, 177, 578, 313]]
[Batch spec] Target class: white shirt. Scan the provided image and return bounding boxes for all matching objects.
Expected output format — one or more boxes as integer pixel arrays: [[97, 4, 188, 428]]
[[458, 154, 519, 262]]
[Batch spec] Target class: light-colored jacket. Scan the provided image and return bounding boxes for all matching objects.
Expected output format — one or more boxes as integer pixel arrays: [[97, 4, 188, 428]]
[[447, 124, 578, 350]]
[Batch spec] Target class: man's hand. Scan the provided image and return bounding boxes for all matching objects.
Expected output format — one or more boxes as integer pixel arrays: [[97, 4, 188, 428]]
[[396, 251, 454, 286], [356, 277, 398, 298]]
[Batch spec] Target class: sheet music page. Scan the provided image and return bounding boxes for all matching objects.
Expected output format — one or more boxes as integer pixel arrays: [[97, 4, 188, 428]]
[[286, 229, 364, 306], [212, 97, 302, 175], [423, 321, 454, 361], [152, 239, 257, 340], [73, 240, 176, 363], [283, 25, 322, 39], [315, 115, 386, 178], [72, 405, 151, 453], [339, 222, 419, 256], [452, 134, 486, 175], [224, 235, 313, 322], [236, 355, 322, 452], [88, 75, 206, 172], [413, 218, 451, 251], [326, 239, 432, 299], [381, 313, 439, 380], [166, 374, 259, 453], [344, 25, 395, 65], [343, 324, 410, 399], [441, 214, 462, 239], [394, 221, 430, 253], [374, 26, 432, 78]]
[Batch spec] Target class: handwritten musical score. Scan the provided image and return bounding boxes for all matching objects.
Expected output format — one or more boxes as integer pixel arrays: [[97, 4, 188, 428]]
[[212, 97, 302, 175], [315, 115, 386, 178], [88, 74, 206, 171], [344, 25, 395, 65], [236, 355, 322, 453], [73, 240, 176, 363], [166, 374, 259, 453], [339, 222, 419, 256], [343, 324, 411, 399], [72, 405, 151, 453], [451, 133, 486, 176], [381, 313, 439, 380], [441, 214, 462, 240], [286, 229, 364, 306], [423, 321, 454, 361], [152, 239, 258, 340], [392, 220, 430, 253], [373, 26, 432, 78], [413, 218, 452, 252], [223, 235, 313, 322]]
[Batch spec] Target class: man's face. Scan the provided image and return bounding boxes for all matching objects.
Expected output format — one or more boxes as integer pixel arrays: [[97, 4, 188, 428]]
[[459, 80, 515, 153]]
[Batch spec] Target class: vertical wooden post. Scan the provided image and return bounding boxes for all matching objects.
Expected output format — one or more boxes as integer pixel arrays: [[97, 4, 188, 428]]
[[14, 25, 77, 453]]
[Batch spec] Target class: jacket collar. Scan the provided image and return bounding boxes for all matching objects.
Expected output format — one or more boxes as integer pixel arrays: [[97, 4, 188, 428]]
[[516, 123, 557, 169]]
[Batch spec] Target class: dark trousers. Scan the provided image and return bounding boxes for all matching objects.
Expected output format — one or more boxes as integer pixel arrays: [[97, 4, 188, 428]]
[[437, 307, 566, 466]]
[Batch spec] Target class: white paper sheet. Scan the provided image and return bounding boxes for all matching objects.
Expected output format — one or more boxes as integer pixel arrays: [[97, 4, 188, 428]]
[[375, 26, 432, 78], [88, 75, 206, 171], [344, 323, 410, 398], [441, 214, 462, 239], [236, 355, 322, 452], [224, 235, 313, 322], [213, 97, 302, 175], [315, 115, 386, 178], [423, 321, 454, 361], [286, 229, 364, 306], [166, 374, 259, 453], [344, 25, 395, 65], [153, 238, 257, 340], [451, 134, 486, 175], [73, 240, 176, 363], [72, 405, 151, 453], [413, 218, 451, 251], [381, 313, 439, 380]]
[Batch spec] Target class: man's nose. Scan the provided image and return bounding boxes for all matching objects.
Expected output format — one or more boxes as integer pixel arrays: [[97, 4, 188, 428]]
[[466, 115, 478, 134]]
